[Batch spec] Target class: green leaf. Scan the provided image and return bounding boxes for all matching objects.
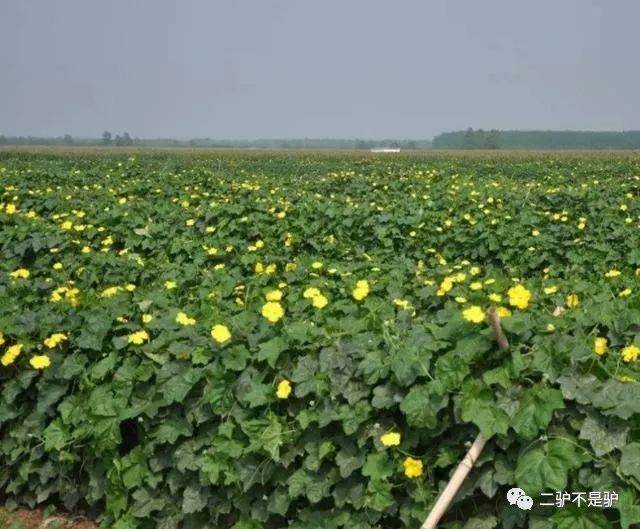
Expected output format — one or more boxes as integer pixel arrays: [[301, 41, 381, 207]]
[[364, 478, 395, 512], [591, 379, 640, 419], [400, 384, 448, 429], [511, 386, 564, 439], [257, 337, 287, 368], [463, 516, 499, 529], [153, 417, 193, 444], [578, 413, 628, 456], [460, 382, 509, 437], [361, 452, 393, 480], [551, 505, 609, 529], [620, 443, 640, 482], [618, 488, 640, 529], [515, 439, 581, 496], [182, 485, 207, 514]]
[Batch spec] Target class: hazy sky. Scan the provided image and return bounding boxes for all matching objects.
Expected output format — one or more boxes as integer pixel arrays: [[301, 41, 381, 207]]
[[2, 0, 638, 139]]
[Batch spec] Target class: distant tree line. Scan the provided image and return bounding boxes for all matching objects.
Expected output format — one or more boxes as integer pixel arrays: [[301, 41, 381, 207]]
[[0, 134, 432, 150], [432, 129, 640, 150]]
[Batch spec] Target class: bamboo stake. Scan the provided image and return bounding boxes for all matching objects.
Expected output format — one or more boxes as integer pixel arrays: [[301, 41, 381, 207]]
[[419, 306, 509, 529]]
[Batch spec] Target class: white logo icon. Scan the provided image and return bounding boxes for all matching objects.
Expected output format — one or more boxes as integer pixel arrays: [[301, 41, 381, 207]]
[[507, 488, 533, 510]]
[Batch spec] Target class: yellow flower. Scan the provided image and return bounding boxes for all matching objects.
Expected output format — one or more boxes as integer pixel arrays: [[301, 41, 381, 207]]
[[470, 282, 482, 291], [61, 220, 73, 230], [547, 323, 556, 332], [496, 306, 512, 318], [53, 262, 63, 270], [165, 280, 177, 290], [125, 284, 136, 292], [211, 324, 231, 344], [311, 294, 328, 309], [393, 299, 411, 310], [0, 332, 4, 346], [488, 293, 502, 302], [605, 270, 622, 278], [544, 286, 558, 295], [353, 280, 370, 301], [507, 284, 532, 309], [266, 290, 283, 302], [262, 301, 285, 323], [437, 278, 453, 296], [10, 268, 30, 279], [454, 296, 467, 303], [265, 264, 277, 275], [5, 203, 17, 215], [462, 305, 485, 323], [594, 337, 608, 356], [285, 262, 297, 272], [276, 379, 292, 399], [622, 345, 640, 363], [532, 229, 540, 236], [380, 432, 401, 447], [403, 457, 423, 478], [470, 266, 480, 275], [128, 330, 149, 345], [1, 344, 23, 366], [311, 261, 323, 269], [566, 293, 579, 308], [304, 287, 321, 299], [176, 312, 196, 326], [81, 246, 91, 254], [101, 286, 121, 298], [30, 355, 51, 369], [43, 333, 68, 349], [619, 288, 632, 298], [186, 218, 195, 226], [142, 314, 153, 324]]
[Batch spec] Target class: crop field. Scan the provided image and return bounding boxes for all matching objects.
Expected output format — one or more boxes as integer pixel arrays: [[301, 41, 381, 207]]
[[2, 151, 640, 529]]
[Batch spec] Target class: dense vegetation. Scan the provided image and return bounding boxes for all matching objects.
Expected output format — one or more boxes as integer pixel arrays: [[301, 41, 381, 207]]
[[2, 152, 640, 529], [432, 129, 640, 150]]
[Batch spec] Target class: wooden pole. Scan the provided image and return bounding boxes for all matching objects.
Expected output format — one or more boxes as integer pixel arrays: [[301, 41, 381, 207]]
[[419, 306, 509, 529]]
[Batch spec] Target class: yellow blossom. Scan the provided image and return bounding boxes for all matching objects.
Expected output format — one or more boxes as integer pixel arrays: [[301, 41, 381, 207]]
[[311, 262, 323, 269], [594, 337, 608, 356], [312, 294, 328, 309], [547, 323, 556, 332], [507, 284, 532, 309], [488, 293, 502, 302], [176, 312, 196, 326], [142, 314, 153, 324], [53, 263, 63, 270], [128, 330, 149, 345], [470, 282, 482, 291], [165, 280, 177, 290], [622, 345, 640, 363], [101, 286, 122, 298], [544, 286, 558, 295], [262, 301, 285, 323], [352, 280, 370, 301], [619, 288, 632, 298], [30, 355, 51, 369], [462, 305, 485, 323], [276, 379, 292, 399], [566, 293, 579, 308], [403, 457, 423, 478], [605, 269, 621, 278], [211, 324, 231, 344], [266, 290, 283, 302], [303, 287, 321, 299], [10, 269, 30, 279], [380, 432, 401, 447], [44, 333, 68, 349], [496, 306, 512, 318], [1, 344, 23, 366]]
